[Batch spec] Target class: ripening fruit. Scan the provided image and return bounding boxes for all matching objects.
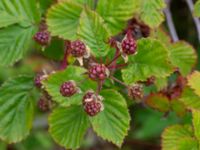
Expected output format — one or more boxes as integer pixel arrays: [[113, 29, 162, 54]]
[[121, 34, 137, 55], [33, 31, 50, 45], [60, 81, 77, 97], [82, 91, 104, 116], [70, 40, 87, 57], [88, 63, 109, 81], [37, 98, 50, 112], [128, 84, 144, 100]]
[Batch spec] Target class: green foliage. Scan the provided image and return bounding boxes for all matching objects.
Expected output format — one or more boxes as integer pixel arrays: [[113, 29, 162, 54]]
[[0, 76, 36, 143], [49, 106, 90, 149], [97, 0, 139, 35], [194, 0, 200, 17], [188, 71, 200, 97], [122, 38, 172, 84], [139, 0, 166, 28], [78, 9, 111, 57], [90, 90, 130, 146], [43, 65, 97, 107], [0, 0, 40, 66]]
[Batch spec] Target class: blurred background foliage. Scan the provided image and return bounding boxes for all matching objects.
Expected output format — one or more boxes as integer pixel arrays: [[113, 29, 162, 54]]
[[0, 0, 199, 150]]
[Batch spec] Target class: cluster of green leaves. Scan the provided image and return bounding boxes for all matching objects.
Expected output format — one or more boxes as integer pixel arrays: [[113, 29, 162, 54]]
[[0, 0, 199, 150]]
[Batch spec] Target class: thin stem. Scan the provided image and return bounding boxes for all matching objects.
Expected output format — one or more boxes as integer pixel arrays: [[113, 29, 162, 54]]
[[164, 0, 179, 42], [108, 63, 127, 69], [60, 41, 70, 70], [96, 80, 103, 94], [186, 0, 200, 42], [106, 53, 121, 67], [110, 76, 129, 88]]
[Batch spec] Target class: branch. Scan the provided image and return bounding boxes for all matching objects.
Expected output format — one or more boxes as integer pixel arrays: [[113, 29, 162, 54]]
[[185, 0, 200, 42], [164, 0, 179, 42]]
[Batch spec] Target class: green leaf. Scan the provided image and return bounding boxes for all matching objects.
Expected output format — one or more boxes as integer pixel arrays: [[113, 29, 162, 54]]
[[49, 106, 90, 149], [177, 137, 199, 150], [0, 0, 40, 28], [0, 76, 35, 143], [162, 125, 195, 150], [43, 65, 97, 107], [139, 0, 166, 28], [97, 0, 139, 35], [194, 0, 200, 17], [192, 109, 200, 142], [179, 87, 200, 110], [188, 71, 200, 97], [146, 94, 170, 112], [47, 1, 83, 40], [168, 41, 197, 76], [154, 77, 168, 90], [122, 38, 172, 84], [78, 9, 111, 57], [170, 100, 186, 117], [73, 0, 94, 9], [90, 90, 130, 147], [0, 25, 37, 66]]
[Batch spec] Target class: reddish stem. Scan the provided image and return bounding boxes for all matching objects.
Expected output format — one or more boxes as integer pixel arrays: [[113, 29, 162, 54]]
[[108, 63, 127, 69], [110, 76, 129, 88], [106, 53, 121, 67], [60, 41, 70, 70], [96, 80, 103, 94]]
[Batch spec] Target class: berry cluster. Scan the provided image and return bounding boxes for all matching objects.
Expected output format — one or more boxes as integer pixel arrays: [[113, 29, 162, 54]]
[[34, 73, 48, 88], [121, 35, 137, 55], [34, 31, 50, 46], [37, 98, 50, 112], [82, 91, 103, 116], [88, 63, 109, 81], [70, 40, 87, 57], [60, 81, 77, 97], [128, 84, 144, 100]]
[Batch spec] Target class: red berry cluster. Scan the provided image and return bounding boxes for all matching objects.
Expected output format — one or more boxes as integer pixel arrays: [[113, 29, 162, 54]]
[[37, 98, 50, 112], [70, 40, 86, 57], [128, 84, 143, 100], [34, 74, 43, 88], [121, 36, 137, 55], [82, 91, 103, 116], [34, 31, 50, 46], [60, 81, 77, 97], [88, 63, 109, 81]]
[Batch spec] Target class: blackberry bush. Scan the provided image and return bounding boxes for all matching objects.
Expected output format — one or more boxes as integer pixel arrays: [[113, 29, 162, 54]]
[[0, 0, 199, 150]]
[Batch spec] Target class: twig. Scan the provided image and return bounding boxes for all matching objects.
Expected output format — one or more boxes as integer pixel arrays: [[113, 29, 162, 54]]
[[60, 41, 70, 70], [164, 0, 179, 42], [110, 76, 129, 88], [185, 0, 200, 42]]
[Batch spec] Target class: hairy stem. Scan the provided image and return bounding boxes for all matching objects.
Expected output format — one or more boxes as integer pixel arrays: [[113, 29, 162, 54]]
[[108, 63, 128, 69], [164, 0, 179, 42], [96, 80, 103, 94], [185, 0, 200, 42]]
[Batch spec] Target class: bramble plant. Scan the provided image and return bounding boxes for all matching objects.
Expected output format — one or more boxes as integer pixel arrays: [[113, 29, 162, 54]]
[[0, 0, 200, 149]]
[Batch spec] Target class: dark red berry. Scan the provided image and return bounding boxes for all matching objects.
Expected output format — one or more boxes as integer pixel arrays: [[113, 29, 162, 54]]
[[34, 31, 50, 45], [145, 76, 156, 86], [82, 90, 95, 105], [88, 63, 109, 81], [122, 34, 137, 55], [70, 40, 87, 57], [37, 98, 50, 112], [34, 74, 43, 88], [128, 84, 143, 100], [60, 81, 77, 97], [84, 100, 102, 116]]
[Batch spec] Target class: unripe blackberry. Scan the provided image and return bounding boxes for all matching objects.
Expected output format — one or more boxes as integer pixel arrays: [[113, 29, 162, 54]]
[[145, 76, 156, 86], [84, 100, 102, 116], [70, 40, 86, 57], [82, 91, 104, 116], [128, 84, 143, 100], [37, 98, 50, 112], [121, 34, 137, 55], [82, 90, 95, 105], [88, 63, 109, 81], [34, 74, 43, 88], [60, 81, 77, 97], [34, 31, 50, 45]]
